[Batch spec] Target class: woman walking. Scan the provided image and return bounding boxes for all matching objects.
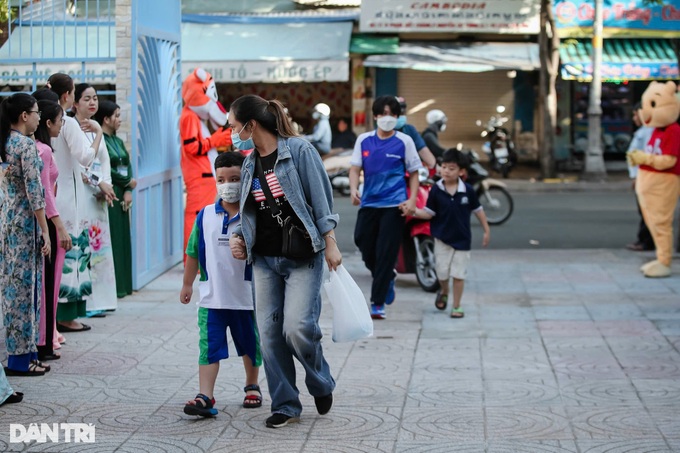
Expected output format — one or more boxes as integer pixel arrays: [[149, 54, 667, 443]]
[[228, 94, 342, 428], [94, 100, 135, 298], [0, 93, 51, 376]]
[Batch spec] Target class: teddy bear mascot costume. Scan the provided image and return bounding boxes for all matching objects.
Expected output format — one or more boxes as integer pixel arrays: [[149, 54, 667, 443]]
[[180, 68, 232, 255], [627, 81, 680, 278]]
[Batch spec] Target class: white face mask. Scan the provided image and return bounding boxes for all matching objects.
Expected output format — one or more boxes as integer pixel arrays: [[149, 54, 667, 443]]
[[217, 182, 241, 203], [377, 116, 398, 132]]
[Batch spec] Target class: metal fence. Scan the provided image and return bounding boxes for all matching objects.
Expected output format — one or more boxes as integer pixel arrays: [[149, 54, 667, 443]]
[[0, 0, 116, 95]]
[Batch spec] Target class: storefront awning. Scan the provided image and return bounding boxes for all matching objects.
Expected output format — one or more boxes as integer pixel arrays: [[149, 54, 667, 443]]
[[363, 42, 540, 73], [182, 22, 353, 83], [350, 35, 399, 55], [560, 38, 679, 81]]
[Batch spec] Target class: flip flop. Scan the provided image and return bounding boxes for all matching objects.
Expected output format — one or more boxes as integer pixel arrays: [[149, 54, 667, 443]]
[[57, 323, 91, 332], [4, 364, 46, 377], [450, 307, 465, 319], [434, 290, 448, 311]]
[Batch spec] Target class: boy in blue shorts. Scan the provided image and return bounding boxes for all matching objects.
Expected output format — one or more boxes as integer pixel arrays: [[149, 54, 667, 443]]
[[408, 149, 490, 318], [180, 152, 262, 417]]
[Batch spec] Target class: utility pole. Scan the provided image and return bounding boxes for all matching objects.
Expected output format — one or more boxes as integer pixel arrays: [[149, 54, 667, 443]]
[[583, 0, 607, 180]]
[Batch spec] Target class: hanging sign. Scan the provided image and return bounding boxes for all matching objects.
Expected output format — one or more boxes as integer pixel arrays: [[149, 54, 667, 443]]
[[554, 0, 680, 37], [360, 0, 540, 34], [184, 60, 349, 84]]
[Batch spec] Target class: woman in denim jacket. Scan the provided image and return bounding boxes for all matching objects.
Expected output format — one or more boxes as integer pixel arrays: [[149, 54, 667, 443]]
[[229, 95, 342, 429]]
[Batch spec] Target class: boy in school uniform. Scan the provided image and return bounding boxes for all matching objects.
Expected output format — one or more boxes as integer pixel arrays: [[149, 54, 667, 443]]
[[180, 152, 262, 417], [407, 149, 490, 318]]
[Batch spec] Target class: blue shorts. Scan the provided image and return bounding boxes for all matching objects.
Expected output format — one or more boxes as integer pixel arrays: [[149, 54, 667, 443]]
[[197, 307, 262, 367]]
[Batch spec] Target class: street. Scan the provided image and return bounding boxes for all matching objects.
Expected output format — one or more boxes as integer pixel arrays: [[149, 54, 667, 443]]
[[333, 190, 657, 253]]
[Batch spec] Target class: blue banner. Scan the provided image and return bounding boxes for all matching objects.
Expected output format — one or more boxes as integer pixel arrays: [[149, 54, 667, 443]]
[[554, 0, 680, 37], [561, 61, 679, 81]]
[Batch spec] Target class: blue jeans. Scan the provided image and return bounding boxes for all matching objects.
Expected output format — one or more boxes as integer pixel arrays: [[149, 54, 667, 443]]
[[253, 252, 335, 417]]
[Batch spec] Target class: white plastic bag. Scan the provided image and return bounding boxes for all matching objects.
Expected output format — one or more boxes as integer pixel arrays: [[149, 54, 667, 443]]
[[322, 265, 373, 342]]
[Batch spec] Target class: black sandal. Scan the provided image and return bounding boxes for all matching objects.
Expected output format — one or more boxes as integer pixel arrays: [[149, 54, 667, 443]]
[[183, 393, 217, 417], [243, 384, 262, 408], [4, 363, 47, 376], [31, 360, 51, 372], [1, 392, 23, 405], [434, 289, 448, 311]]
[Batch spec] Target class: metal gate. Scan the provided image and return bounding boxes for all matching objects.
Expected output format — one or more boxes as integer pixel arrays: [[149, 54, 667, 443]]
[[129, 0, 183, 288]]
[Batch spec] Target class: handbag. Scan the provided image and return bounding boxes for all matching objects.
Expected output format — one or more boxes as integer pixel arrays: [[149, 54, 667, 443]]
[[322, 265, 373, 342], [256, 156, 316, 260]]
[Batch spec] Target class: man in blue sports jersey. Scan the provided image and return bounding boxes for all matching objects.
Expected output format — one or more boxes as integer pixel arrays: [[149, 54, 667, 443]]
[[349, 96, 423, 319]]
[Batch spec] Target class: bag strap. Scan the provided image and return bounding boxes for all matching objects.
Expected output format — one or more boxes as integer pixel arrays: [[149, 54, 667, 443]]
[[256, 155, 285, 227]]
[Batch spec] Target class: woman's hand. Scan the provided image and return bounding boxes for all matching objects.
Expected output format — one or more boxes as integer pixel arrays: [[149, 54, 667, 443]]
[[122, 191, 133, 212], [80, 119, 102, 134], [230, 234, 247, 260], [127, 179, 137, 190], [57, 225, 73, 251], [324, 236, 342, 271], [98, 181, 118, 206], [41, 230, 51, 258]]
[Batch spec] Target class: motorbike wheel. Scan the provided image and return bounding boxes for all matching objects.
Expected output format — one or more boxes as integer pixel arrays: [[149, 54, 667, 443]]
[[415, 235, 440, 293], [479, 186, 513, 225]]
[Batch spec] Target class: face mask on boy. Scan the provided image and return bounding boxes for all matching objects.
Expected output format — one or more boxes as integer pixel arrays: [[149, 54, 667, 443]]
[[377, 116, 398, 132], [217, 182, 241, 203]]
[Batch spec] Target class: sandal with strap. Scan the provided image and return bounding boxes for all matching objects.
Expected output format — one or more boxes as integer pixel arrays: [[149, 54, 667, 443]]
[[434, 289, 448, 311], [450, 307, 465, 319], [243, 384, 262, 409], [4, 362, 47, 377], [183, 393, 218, 417], [31, 360, 51, 372]]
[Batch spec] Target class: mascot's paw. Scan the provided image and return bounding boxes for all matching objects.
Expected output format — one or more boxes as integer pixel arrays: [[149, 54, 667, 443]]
[[643, 261, 671, 278], [641, 260, 658, 273], [626, 150, 649, 167]]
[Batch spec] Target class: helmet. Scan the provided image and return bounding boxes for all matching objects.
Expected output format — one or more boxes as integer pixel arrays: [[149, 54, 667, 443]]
[[313, 103, 331, 117], [426, 109, 447, 125]]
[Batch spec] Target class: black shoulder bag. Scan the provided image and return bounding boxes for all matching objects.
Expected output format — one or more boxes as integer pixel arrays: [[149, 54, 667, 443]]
[[256, 156, 316, 260]]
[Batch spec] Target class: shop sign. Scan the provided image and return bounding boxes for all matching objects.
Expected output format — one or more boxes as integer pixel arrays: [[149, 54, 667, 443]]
[[359, 0, 540, 34], [554, 0, 680, 37], [184, 60, 349, 84], [0, 63, 116, 85], [561, 61, 679, 81]]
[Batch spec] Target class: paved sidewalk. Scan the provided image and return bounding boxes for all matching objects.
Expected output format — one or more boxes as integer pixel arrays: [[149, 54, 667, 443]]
[[1, 249, 679, 452]]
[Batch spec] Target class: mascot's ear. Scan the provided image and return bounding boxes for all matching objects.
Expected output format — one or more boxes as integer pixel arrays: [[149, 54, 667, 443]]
[[662, 81, 677, 95], [195, 68, 208, 83]]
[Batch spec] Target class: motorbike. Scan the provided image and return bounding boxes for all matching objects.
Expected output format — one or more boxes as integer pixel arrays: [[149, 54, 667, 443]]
[[322, 149, 353, 196], [477, 105, 517, 179], [459, 145, 514, 225], [395, 168, 439, 293]]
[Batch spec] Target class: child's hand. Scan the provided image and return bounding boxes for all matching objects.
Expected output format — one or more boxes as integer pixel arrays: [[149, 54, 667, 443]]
[[180, 285, 193, 304], [482, 231, 490, 247]]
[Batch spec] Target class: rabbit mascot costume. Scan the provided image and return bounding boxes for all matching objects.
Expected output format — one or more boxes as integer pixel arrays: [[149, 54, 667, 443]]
[[180, 68, 232, 254], [627, 81, 680, 278]]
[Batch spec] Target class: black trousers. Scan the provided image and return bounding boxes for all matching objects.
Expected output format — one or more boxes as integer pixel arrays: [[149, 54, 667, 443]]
[[37, 219, 58, 358], [354, 207, 404, 306]]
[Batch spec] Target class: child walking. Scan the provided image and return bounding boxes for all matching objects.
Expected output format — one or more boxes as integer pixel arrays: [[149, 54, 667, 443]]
[[180, 152, 262, 417], [407, 149, 490, 318]]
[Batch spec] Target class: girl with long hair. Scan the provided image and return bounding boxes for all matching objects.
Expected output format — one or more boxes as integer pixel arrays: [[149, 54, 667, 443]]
[[33, 99, 73, 361], [0, 93, 51, 376], [228, 95, 342, 428]]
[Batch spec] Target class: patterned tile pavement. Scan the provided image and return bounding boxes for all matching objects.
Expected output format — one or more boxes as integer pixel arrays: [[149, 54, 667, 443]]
[[0, 249, 679, 452]]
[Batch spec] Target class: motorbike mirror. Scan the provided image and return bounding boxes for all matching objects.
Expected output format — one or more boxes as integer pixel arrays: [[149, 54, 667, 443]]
[[496, 105, 506, 113], [475, 120, 482, 126]]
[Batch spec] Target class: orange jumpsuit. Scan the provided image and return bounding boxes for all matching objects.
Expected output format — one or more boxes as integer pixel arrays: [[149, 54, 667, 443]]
[[180, 106, 231, 254]]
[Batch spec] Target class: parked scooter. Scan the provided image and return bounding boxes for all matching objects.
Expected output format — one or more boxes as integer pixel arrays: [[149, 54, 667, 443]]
[[323, 149, 353, 196], [459, 144, 514, 225], [395, 168, 439, 293], [477, 105, 517, 179]]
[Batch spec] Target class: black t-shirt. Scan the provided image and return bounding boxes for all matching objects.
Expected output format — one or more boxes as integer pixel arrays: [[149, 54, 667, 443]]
[[250, 150, 298, 256]]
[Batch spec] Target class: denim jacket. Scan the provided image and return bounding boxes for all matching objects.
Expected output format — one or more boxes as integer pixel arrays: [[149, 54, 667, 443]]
[[235, 136, 339, 262]]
